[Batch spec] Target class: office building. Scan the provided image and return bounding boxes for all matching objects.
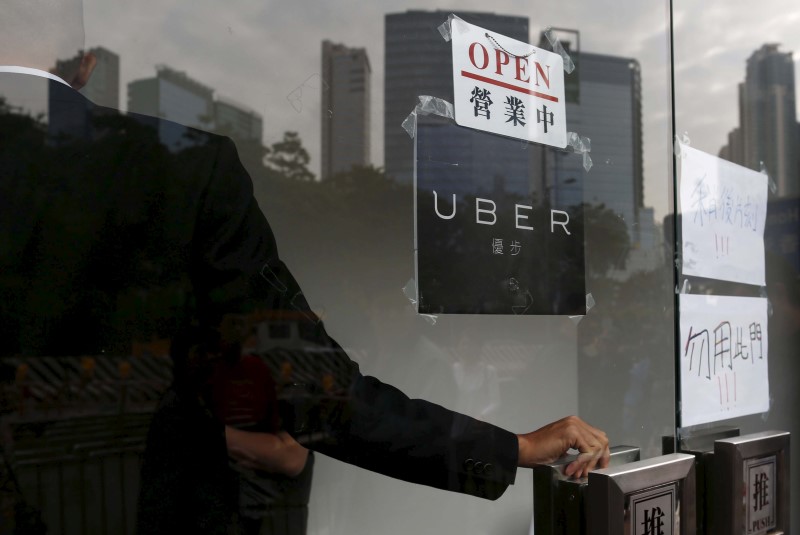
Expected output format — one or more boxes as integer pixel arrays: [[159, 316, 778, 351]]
[[128, 65, 215, 149], [214, 96, 263, 145], [321, 40, 371, 180], [719, 126, 745, 166], [538, 34, 645, 245], [720, 44, 798, 197], [384, 10, 531, 192]]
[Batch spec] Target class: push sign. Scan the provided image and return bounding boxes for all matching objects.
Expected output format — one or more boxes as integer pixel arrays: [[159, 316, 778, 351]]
[[451, 19, 567, 148], [714, 431, 789, 535], [745, 456, 776, 534], [630, 485, 677, 535]]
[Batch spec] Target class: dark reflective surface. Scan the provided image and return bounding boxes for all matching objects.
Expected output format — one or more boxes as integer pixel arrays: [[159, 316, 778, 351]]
[[673, 0, 800, 528], [5, 0, 769, 533]]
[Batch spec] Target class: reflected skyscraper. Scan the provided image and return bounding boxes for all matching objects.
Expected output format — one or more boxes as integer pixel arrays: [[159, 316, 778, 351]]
[[321, 40, 371, 180], [214, 96, 263, 145], [539, 33, 645, 246], [384, 10, 533, 194], [720, 44, 798, 197], [129, 65, 263, 148], [128, 65, 215, 149]]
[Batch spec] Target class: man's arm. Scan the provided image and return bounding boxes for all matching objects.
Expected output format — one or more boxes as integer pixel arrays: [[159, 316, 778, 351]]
[[193, 135, 608, 499], [225, 426, 309, 477]]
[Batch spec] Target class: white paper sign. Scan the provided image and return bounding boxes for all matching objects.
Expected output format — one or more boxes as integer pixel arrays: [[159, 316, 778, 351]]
[[679, 144, 768, 285], [679, 294, 769, 427], [451, 19, 567, 148]]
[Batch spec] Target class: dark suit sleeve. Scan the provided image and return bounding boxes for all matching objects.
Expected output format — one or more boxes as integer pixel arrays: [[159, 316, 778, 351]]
[[191, 137, 519, 500]]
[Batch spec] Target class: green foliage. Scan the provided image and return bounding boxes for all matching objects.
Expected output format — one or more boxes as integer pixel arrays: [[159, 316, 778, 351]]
[[572, 203, 632, 277], [265, 131, 315, 182], [0, 96, 46, 148]]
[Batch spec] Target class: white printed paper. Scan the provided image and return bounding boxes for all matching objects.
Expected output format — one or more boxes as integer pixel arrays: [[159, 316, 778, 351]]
[[451, 19, 567, 147], [679, 144, 768, 285], [679, 294, 769, 427]]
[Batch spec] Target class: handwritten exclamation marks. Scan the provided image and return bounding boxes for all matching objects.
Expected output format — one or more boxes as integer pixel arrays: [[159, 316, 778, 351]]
[[714, 234, 730, 258], [718, 372, 736, 409]]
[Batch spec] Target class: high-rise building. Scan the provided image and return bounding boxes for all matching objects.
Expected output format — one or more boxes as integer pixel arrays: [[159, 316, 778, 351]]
[[128, 65, 215, 149], [214, 96, 263, 145], [54, 47, 120, 109], [538, 37, 645, 243], [719, 126, 744, 166], [321, 40, 371, 180], [83, 47, 120, 110], [384, 10, 530, 189], [720, 44, 798, 196]]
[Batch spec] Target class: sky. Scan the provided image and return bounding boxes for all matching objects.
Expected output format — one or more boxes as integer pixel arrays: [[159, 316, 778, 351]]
[[82, 0, 800, 220]]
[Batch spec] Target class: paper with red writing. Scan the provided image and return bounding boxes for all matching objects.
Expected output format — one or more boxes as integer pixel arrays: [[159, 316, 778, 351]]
[[679, 294, 769, 427], [451, 19, 567, 147]]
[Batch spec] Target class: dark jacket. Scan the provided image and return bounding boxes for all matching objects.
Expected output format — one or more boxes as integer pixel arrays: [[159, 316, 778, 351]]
[[0, 73, 518, 534]]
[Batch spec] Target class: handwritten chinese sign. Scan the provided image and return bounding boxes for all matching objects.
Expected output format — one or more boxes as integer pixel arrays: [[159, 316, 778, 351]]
[[451, 18, 567, 147], [679, 294, 769, 427], [679, 144, 768, 285]]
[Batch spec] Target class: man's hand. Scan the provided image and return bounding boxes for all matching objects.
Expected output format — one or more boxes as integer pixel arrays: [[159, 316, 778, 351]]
[[517, 416, 610, 478], [225, 427, 309, 477]]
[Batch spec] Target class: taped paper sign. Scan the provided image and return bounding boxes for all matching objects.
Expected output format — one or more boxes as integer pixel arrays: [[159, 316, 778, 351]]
[[679, 143, 768, 285], [679, 294, 769, 427], [451, 18, 567, 148]]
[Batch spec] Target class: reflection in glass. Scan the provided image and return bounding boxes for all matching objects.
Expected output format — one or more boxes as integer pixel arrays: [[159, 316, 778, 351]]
[[0, 1, 681, 533], [673, 1, 799, 529]]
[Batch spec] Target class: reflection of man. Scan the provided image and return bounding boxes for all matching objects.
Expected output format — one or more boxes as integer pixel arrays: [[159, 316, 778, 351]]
[[209, 322, 314, 535], [1, 1, 609, 533]]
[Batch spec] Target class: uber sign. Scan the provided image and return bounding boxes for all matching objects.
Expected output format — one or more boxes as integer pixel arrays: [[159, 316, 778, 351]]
[[414, 116, 585, 315]]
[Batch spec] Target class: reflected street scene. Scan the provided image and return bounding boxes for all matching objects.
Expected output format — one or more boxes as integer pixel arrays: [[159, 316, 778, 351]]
[[1, 0, 797, 533]]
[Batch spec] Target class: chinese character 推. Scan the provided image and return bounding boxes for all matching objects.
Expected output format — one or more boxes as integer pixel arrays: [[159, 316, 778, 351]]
[[470, 86, 493, 119], [641, 507, 665, 535], [753, 471, 770, 512], [505, 96, 526, 126]]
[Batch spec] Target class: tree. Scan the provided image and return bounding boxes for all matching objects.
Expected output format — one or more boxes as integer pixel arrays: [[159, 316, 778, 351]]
[[266, 131, 314, 181], [571, 203, 632, 278]]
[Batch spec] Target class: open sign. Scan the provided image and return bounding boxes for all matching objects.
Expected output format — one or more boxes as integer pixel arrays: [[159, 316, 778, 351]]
[[451, 18, 567, 147]]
